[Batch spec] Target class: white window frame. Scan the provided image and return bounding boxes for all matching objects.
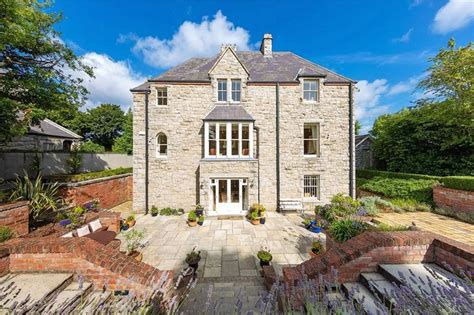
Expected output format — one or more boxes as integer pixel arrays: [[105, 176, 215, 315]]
[[156, 87, 167, 106], [231, 79, 241, 103], [301, 79, 320, 103], [217, 79, 228, 103], [303, 175, 320, 200], [303, 122, 320, 157], [204, 121, 253, 159], [156, 133, 168, 158]]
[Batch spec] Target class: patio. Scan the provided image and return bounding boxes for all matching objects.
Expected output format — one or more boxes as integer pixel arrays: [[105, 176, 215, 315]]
[[123, 211, 322, 278]]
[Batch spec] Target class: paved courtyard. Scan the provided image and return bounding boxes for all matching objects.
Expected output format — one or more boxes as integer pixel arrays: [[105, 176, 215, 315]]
[[123, 211, 322, 278]]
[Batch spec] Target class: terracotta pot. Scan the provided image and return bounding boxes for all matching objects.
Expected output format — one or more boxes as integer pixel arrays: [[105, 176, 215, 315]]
[[210, 148, 216, 155], [188, 221, 197, 227], [309, 250, 321, 257], [242, 148, 249, 155], [251, 219, 260, 225], [128, 251, 143, 262], [127, 220, 136, 227]]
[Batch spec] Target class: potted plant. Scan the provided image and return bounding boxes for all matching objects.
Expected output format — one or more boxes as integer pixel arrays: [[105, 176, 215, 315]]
[[309, 220, 322, 233], [185, 248, 201, 273], [150, 206, 159, 217], [197, 215, 204, 226], [310, 238, 324, 257], [249, 211, 260, 225], [210, 148, 216, 155], [303, 218, 312, 229], [188, 211, 198, 227], [195, 204, 204, 217], [121, 219, 129, 231], [257, 247, 272, 268], [126, 215, 136, 227], [125, 229, 145, 262]]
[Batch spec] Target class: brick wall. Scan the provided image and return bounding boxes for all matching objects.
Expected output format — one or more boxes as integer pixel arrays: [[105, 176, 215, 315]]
[[0, 201, 29, 236], [433, 186, 474, 215], [59, 174, 132, 210], [278, 231, 473, 287], [1, 236, 172, 295]]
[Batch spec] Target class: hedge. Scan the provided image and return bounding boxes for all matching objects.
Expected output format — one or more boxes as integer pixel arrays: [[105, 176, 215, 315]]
[[356, 169, 441, 181], [48, 167, 132, 183], [440, 176, 474, 192]]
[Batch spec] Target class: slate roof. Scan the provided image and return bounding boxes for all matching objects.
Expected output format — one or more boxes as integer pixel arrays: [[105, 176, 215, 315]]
[[131, 51, 353, 91], [28, 119, 82, 139], [355, 134, 373, 147], [203, 106, 254, 121]]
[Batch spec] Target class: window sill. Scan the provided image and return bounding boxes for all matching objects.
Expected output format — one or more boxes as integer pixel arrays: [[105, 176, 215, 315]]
[[303, 198, 320, 202], [304, 155, 321, 158], [302, 101, 320, 105], [156, 105, 168, 108], [201, 157, 257, 162], [156, 156, 168, 159]]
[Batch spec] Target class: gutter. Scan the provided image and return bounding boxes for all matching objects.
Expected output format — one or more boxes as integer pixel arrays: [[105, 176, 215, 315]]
[[276, 83, 281, 211], [349, 83, 355, 198], [144, 89, 150, 214]]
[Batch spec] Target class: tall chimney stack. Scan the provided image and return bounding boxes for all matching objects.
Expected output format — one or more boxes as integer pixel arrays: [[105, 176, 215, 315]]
[[260, 33, 272, 57]]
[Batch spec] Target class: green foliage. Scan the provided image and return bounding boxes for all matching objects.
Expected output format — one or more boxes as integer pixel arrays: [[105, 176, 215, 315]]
[[198, 215, 205, 223], [390, 199, 431, 212], [250, 211, 259, 220], [150, 206, 159, 216], [355, 120, 362, 136], [126, 215, 136, 222], [360, 177, 438, 204], [317, 194, 360, 222], [124, 229, 145, 254], [112, 109, 133, 154], [359, 196, 382, 216], [441, 176, 474, 192], [66, 148, 82, 174], [0, 0, 93, 143], [356, 169, 441, 181], [257, 249, 272, 262], [374, 223, 410, 232], [72, 206, 86, 215], [329, 219, 366, 242], [80, 104, 125, 150], [48, 167, 132, 182], [356, 178, 369, 187], [0, 226, 13, 243], [311, 239, 323, 254], [250, 203, 266, 215], [79, 140, 105, 153], [188, 211, 197, 222], [185, 248, 201, 265], [159, 207, 183, 216], [10, 172, 61, 220]]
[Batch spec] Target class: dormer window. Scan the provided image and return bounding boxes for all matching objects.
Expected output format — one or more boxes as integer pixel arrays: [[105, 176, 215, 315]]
[[217, 79, 227, 102], [156, 87, 167, 106], [231, 79, 241, 102], [302, 79, 319, 102]]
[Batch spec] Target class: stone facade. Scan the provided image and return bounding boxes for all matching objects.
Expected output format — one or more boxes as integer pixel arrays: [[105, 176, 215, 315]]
[[132, 44, 354, 213]]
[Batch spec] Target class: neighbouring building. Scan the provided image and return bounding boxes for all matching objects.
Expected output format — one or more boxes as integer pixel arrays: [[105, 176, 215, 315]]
[[131, 34, 356, 215], [355, 134, 375, 169], [0, 118, 82, 152]]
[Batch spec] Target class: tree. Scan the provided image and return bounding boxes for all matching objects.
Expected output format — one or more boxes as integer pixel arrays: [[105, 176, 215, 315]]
[[112, 109, 133, 154], [355, 120, 362, 135], [0, 0, 93, 142], [80, 104, 125, 150], [79, 140, 105, 153]]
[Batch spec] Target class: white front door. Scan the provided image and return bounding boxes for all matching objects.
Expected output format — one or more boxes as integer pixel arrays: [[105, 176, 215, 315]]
[[212, 178, 244, 214]]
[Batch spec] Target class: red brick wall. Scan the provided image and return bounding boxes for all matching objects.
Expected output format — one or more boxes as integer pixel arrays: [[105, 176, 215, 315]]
[[98, 211, 121, 233], [0, 201, 29, 236], [433, 186, 474, 215], [59, 174, 132, 210]]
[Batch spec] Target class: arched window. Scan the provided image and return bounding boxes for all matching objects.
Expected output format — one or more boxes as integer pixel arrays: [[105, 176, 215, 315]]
[[156, 133, 167, 157]]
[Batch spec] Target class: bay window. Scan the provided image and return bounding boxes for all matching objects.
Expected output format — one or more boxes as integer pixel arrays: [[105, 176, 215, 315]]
[[204, 122, 253, 158]]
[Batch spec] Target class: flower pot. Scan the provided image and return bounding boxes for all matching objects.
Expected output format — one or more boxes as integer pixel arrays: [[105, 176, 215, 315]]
[[121, 223, 129, 231], [197, 221, 203, 226], [127, 220, 136, 227], [195, 209, 204, 217], [151, 213, 158, 217], [310, 249, 322, 257], [210, 148, 216, 155], [259, 260, 270, 268], [310, 225, 321, 233], [128, 251, 143, 262], [251, 219, 260, 225], [260, 217, 266, 224], [188, 221, 197, 227], [242, 148, 249, 155], [188, 262, 199, 273]]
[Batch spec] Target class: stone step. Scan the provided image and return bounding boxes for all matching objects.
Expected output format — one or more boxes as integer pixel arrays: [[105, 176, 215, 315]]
[[342, 282, 387, 315], [73, 290, 112, 313], [0, 273, 73, 312], [216, 215, 244, 220], [326, 292, 353, 314], [359, 272, 398, 309], [39, 280, 93, 313]]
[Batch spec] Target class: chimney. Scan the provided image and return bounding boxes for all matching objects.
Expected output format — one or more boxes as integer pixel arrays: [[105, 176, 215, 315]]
[[220, 43, 237, 53], [260, 33, 272, 57]]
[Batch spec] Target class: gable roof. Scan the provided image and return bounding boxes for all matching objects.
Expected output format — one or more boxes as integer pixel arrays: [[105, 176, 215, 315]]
[[203, 106, 254, 122], [28, 119, 82, 139], [355, 134, 374, 147], [208, 47, 250, 77], [131, 51, 354, 91]]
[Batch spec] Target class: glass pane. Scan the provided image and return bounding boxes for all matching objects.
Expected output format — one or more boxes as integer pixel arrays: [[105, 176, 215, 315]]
[[304, 91, 316, 101], [231, 180, 239, 203], [219, 180, 227, 203], [219, 124, 227, 139], [220, 124, 227, 156], [304, 139, 318, 155], [209, 140, 216, 155], [232, 124, 238, 139], [303, 81, 310, 90], [310, 81, 317, 90], [209, 124, 216, 140], [220, 140, 227, 156], [232, 140, 239, 155], [218, 91, 227, 102], [232, 91, 241, 102], [158, 134, 167, 144], [159, 145, 167, 155], [211, 185, 216, 211], [242, 124, 249, 140], [242, 140, 249, 156]]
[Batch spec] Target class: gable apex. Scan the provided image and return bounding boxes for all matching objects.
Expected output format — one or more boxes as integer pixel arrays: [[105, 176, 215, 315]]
[[208, 46, 250, 78]]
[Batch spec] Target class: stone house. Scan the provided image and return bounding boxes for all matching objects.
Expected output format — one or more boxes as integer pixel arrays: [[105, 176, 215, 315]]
[[0, 118, 82, 152], [131, 34, 356, 214], [355, 134, 375, 169]]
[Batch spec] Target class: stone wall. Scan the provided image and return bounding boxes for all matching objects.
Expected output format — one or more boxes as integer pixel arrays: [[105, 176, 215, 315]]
[[132, 47, 353, 213], [0, 134, 79, 152], [0, 201, 29, 236], [433, 186, 474, 215], [59, 174, 132, 210]]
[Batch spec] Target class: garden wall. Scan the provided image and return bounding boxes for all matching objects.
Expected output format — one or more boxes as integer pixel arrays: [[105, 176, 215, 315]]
[[0, 201, 29, 236], [433, 186, 474, 215], [0, 152, 132, 180], [59, 174, 132, 210]]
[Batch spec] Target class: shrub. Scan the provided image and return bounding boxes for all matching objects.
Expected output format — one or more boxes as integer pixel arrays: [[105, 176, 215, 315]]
[[66, 148, 82, 174], [257, 248, 272, 262], [188, 211, 197, 222], [356, 169, 441, 181], [329, 219, 366, 242], [159, 207, 183, 216], [0, 226, 13, 243], [250, 211, 259, 220], [441, 176, 474, 192], [150, 206, 159, 216], [250, 203, 266, 215], [316, 194, 360, 222], [47, 167, 132, 183], [185, 248, 201, 265], [360, 177, 438, 203], [79, 140, 106, 153], [124, 229, 145, 254]]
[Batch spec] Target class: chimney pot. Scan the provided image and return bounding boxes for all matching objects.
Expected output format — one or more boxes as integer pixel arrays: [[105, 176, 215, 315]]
[[260, 33, 273, 57]]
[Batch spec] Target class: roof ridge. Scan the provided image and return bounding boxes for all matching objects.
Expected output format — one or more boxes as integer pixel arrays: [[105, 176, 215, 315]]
[[289, 52, 355, 83]]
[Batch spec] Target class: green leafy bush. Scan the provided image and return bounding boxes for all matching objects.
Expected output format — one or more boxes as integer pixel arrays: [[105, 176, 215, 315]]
[[257, 248, 272, 262], [66, 148, 82, 174], [441, 176, 474, 192], [360, 177, 438, 204], [159, 207, 184, 216], [357, 169, 441, 181], [150, 206, 159, 216], [316, 194, 360, 222], [48, 167, 132, 183], [188, 211, 197, 222], [79, 140, 106, 153], [329, 219, 366, 242], [0, 226, 13, 243]]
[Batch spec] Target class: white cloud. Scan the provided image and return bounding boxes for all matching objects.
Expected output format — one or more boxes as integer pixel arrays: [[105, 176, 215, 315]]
[[125, 10, 251, 68], [387, 73, 426, 96], [433, 0, 474, 34], [355, 79, 391, 133], [392, 28, 413, 43], [76, 53, 145, 110], [410, 0, 425, 8]]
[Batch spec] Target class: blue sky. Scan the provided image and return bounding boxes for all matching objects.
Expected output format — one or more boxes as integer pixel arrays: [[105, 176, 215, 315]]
[[52, 0, 474, 133]]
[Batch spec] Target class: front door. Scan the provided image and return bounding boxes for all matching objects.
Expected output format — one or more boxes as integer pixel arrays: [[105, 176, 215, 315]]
[[211, 178, 246, 214]]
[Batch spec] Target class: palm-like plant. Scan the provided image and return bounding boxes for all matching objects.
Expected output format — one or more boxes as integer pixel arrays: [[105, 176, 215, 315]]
[[10, 172, 61, 220]]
